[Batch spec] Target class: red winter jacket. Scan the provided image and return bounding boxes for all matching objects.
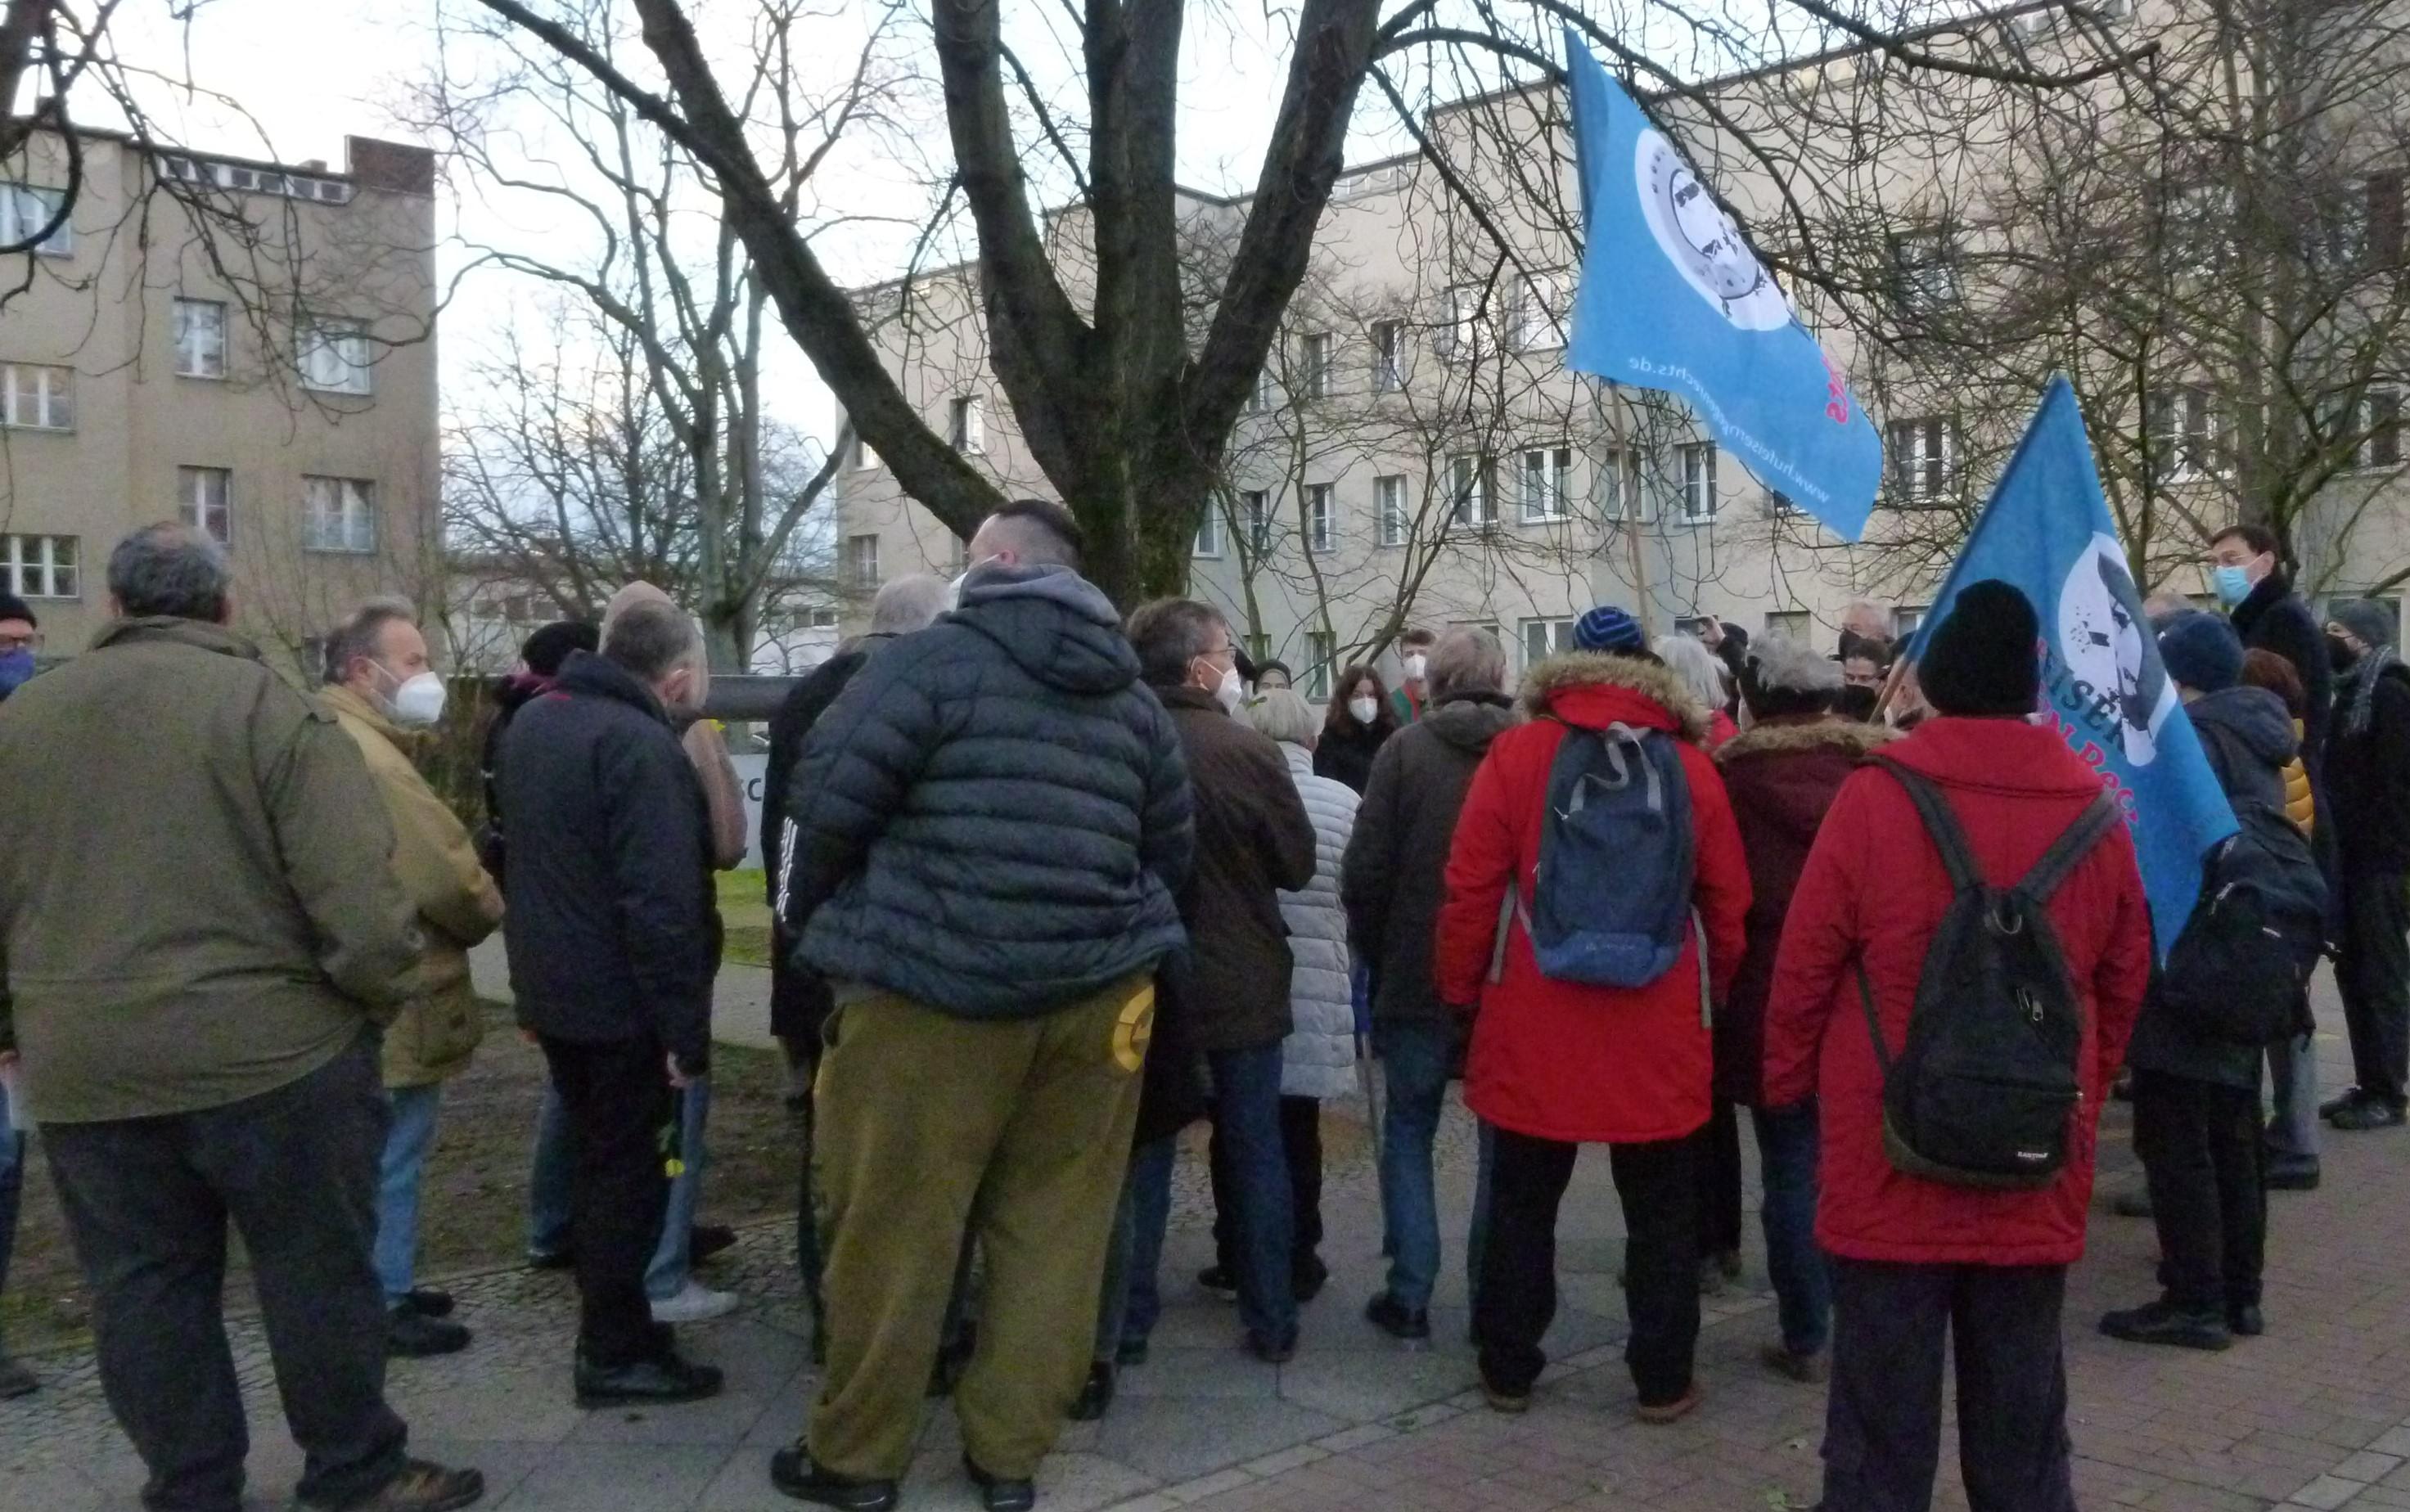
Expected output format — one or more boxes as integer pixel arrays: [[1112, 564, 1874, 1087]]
[[1435, 655, 1751, 1145], [1761, 717, 2151, 1267]]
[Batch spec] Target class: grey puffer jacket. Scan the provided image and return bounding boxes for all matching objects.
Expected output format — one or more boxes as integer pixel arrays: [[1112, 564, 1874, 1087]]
[[1277, 742, 1359, 1098], [779, 562, 1195, 1019]]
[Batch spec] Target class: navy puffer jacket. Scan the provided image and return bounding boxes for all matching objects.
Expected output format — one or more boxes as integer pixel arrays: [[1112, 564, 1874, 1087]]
[[779, 562, 1195, 1019]]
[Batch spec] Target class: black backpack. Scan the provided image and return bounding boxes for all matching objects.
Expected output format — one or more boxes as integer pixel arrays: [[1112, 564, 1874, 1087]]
[[1856, 758, 2120, 1190], [2155, 799, 2325, 1046]]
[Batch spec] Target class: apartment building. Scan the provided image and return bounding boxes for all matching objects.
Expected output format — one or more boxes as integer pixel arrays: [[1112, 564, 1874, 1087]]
[[0, 126, 438, 674], [836, 0, 2410, 692]]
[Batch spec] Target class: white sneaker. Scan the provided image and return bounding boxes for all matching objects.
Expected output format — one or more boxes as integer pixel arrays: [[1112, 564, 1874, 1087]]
[[650, 1281, 740, 1324]]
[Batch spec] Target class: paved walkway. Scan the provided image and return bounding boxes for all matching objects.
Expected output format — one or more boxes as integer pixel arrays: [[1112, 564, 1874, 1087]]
[[9, 976, 2410, 1510]]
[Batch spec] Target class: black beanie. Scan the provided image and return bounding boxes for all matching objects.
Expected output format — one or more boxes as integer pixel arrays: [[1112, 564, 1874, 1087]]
[[521, 619, 600, 677], [1919, 579, 2040, 718], [0, 592, 34, 629]]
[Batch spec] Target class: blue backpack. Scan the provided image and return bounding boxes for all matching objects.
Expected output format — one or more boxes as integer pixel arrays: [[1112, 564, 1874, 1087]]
[[1492, 719, 1698, 989]]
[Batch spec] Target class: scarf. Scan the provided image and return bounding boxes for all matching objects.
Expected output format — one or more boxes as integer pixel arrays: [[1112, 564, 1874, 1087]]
[[2345, 642, 2401, 738]]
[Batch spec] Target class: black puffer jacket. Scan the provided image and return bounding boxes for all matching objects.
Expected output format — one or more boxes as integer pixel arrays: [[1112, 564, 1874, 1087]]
[[2126, 686, 2298, 1088], [781, 563, 1194, 1019], [498, 651, 717, 1071]]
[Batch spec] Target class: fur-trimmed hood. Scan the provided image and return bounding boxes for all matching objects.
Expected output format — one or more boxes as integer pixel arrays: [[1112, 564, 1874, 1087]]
[[1715, 714, 1897, 765], [1518, 652, 1713, 744]]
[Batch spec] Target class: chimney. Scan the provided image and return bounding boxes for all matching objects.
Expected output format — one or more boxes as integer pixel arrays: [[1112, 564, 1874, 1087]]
[[299, 158, 327, 173], [343, 137, 435, 196]]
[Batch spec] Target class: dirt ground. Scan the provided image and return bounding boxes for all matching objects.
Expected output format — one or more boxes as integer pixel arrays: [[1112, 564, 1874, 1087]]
[[1, 1001, 803, 1355]]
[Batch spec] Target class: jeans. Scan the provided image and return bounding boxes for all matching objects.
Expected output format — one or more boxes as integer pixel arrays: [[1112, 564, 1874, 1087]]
[[538, 1034, 672, 1368], [1699, 1097, 1743, 1258], [1476, 1126, 1698, 1405], [372, 1083, 443, 1306], [2339, 870, 2410, 1106], [529, 1075, 708, 1294], [0, 1073, 20, 1348], [2134, 1070, 2264, 1312], [1117, 1136, 1179, 1352], [43, 1037, 408, 1512], [1374, 1021, 1451, 1312], [2266, 1024, 2322, 1161], [1750, 1103, 1830, 1357], [1211, 1096, 1321, 1278], [1205, 1045, 1296, 1345], [1823, 1259, 2074, 1512]]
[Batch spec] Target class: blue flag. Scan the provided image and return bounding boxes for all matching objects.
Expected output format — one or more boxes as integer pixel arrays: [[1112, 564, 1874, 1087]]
[[1561, 29, 1883, 540], [1912, 376, 2237, 952]]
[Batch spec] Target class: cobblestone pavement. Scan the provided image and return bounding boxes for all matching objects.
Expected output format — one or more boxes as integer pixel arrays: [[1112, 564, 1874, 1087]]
[[7, 976, 2410, 1511]]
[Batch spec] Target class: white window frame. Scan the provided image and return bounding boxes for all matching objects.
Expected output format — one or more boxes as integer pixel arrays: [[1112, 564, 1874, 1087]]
[[1248, 364, 1275, 413], [0, 533, 78, 597], [1307, 483, 1335, 551], [1886, 416, 1954, 500], [1372, 320, 1403, 392], [1764, 610, 1813, 642], [1302, 332, 1333, 399], [1439, 283, 1481, 362], [844, 533, 881, 586], [0, 184, 70, 256], [299, 317, 372, 394], [1519, 444, 1574, 523], [854, 432, 880, 471], [1678, 442, 1720, 523], [1599, 448, 1649, 523], [1895, 605, 1930, 637], [1305, 630, 1336, 701], [1449, 452, 1493, 528], [1240, 489, 1271, 551], [1520, 616, 1576, 671], [1374, 474, 1408, 547], [173, 298, 227, 379], [2354, 388, 2403, 471], [303, 475, 377, 555], [1194, 507, 1223, 559], [1516, 272, 1568, 353], [178, 466, 232, 547], [0, 363, 72, 430], [2147, 387, 2227, 480], [1891, 228, 1959, 313], [948, 394, 984, 455]]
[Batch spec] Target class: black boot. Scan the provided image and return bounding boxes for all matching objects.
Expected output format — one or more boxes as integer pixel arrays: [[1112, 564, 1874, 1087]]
[[575, 1351, 725, 1406], [386, 1310, 471, 1359], [2099, 1298, 2231, 1351], [768, 1447, 898, 1510], [965, 1454, 1036, 1512]]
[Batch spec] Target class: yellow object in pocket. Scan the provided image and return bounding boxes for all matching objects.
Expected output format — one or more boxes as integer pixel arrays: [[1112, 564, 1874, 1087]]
[[1110, 984, 1156, 1073]]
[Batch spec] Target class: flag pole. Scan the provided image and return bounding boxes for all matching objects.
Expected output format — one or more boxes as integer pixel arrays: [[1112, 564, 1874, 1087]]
[[1603, 381, 1655, 637]]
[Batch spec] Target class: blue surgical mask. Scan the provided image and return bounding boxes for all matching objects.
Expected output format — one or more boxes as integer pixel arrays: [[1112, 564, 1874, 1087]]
[[0, 647, 33, 697], [2211, 565, 2254, 608]]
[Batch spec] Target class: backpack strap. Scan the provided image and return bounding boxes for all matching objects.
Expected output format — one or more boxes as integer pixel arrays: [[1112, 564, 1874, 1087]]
[[2012, 792, 2122, 905], [1864, 756, 1984, 897]]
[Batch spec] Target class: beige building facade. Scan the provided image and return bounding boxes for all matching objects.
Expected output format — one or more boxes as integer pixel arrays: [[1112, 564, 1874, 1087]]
[[0, 128, 438, 675]]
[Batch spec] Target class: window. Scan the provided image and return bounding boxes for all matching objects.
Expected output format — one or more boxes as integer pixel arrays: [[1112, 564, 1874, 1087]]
[[853, 430, 879, 470], [1439, 283, 1482, 361], [1, 533, 77, 598], [2146, 387, 2226, 479], [811, 606, 839, 628], [173, 299, 227, 378], [1375, 474, 1408, 547], [1520, 617, 1577, 670], [2353, 389, 2402, 470], [844, 533, 881, 587], [1764, 610, 1813, 642], [1449, 453, 1493, 527], [1247, 364, 1275, 412], [948, 394, 984, 454], [1372, 320, 1403, 392], [2368, 173, 2406, 267], [1886, 416, 1954, 499], [1515, 272, 1568, 352], [1600, 448, 1648, 522], [1890, 228, 1959, 314], [1302, 333, 1332, 399], [178, 466, 232, 546], [0, 184, 70, 256], [299, 318, 371, 394], [1678, 442, 1720, 522], [0, 363, 71, 430], [1241, 489, 1272, 551], [1519, 444, 1574, 523], [1194, 507, 1223, 559], [1307, 483, 1335, 551], [1305, 631, 1336, 700], [1895, 605, 1930, 637], [303, 476, 376, 553]]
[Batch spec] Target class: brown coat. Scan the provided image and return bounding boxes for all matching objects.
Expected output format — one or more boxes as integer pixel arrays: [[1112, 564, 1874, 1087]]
[[1158, 684, 1317, 1052]]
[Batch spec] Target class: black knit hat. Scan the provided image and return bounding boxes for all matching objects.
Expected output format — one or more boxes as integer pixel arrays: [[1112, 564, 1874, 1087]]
[[520, 619, 599, 677], [1919, 579, 2040, 718], [0, 592, 34, 629]]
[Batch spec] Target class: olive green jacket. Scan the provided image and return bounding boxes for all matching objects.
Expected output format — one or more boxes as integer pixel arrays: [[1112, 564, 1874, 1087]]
[[322, 685, 503, 1087], [0, 618, 421, 1123]]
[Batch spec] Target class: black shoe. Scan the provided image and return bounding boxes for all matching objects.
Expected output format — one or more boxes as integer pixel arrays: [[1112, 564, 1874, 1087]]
[[399, 1288, 455, 1319], [526, 1248, 574, 1271], [768, 1447, 898, 1511], [1069, 1361, 1115, 1423], [965, 1455, 1036, 1512], [386, 1311, 472, 1358], [2266, 1156, 2321, 1190], [2228, 1303, 2266, 1337], [1363, 1293, 1431, 1342], [1292, 1254, 1330, 1303], [2321, 1088, 2368, 1119], [1196, 1264, 1238, 1301], [314, 1457, 486, 1511], [691, 1223, 739, 1266], [2099, 1299, 2231, 1351], [1246, 1329, 1297, 1365], [574, 1352, 725, 1406], [2331, 1099, 2408, 1132]]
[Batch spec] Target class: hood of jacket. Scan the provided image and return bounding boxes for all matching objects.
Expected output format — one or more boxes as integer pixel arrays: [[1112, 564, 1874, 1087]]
[[1517, 652, 1711, 743], [553, 649, 671, 724], [1881, 713, 2104, 799], [2187, 685, 2297, 768], [1421, 691, 1516, 754], [953, 561, 1138, 696], [1714, 716, 1895, 848]]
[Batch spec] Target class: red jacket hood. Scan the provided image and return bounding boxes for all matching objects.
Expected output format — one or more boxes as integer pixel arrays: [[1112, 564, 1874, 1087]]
[[1516, 653, 1714, 744], [1877, 713, 2106, 801]]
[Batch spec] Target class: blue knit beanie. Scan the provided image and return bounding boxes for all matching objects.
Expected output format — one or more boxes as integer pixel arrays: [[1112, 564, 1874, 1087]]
[[1573, 605, 1646, 654], [2156, 610, 2242, 694]]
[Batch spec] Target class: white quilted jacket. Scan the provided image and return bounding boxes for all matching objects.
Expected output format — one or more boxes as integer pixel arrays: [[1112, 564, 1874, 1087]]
[[1277, 742, 1360, 1099]]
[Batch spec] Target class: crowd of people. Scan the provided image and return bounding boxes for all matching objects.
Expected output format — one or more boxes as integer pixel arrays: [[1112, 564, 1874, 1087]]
[[0, 507, 2402, 1512]]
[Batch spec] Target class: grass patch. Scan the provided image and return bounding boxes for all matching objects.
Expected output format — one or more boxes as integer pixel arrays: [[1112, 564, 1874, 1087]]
[[718, 869, 776, 968]]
